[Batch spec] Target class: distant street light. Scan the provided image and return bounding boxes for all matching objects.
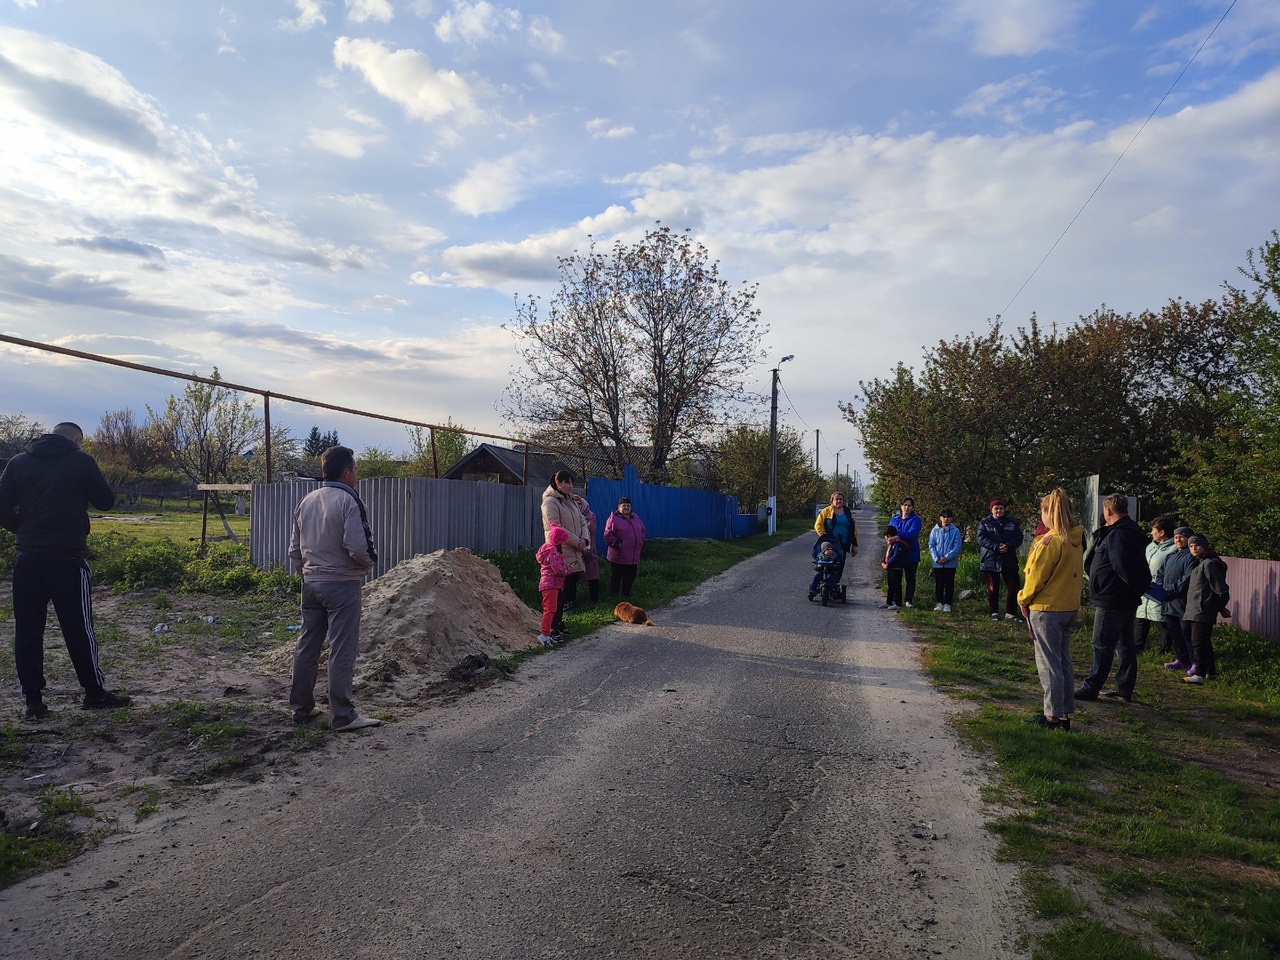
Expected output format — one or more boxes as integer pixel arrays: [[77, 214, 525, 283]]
[[834, 448, 845, 490], [767, 354, 794, 535]]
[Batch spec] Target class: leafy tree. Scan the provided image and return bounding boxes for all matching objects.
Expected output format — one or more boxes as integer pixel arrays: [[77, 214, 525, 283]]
[[404, 419, 474, 477], [356, 445, 401, 479], [0, 413, 44, 458], [1169, 230, 1280, 558], [848, 301, 1260, 532], [714, 421, 817, 518], [147, 370, 262, 484], [504, 224, 767, 483]]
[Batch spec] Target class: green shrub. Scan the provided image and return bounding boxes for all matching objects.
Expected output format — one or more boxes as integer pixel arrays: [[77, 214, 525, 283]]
[[121, 539, 188, 589]]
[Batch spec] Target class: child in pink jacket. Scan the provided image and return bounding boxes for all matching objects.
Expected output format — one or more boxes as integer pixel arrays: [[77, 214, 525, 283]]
[[535, 524, 571, 646]]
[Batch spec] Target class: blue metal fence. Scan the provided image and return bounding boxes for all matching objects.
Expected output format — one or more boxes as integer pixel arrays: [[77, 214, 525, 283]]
[[585, 465, 756, 551]]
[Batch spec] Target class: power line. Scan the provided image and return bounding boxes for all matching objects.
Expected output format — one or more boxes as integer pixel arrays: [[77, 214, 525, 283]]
[[995, 0, 1239, 323]]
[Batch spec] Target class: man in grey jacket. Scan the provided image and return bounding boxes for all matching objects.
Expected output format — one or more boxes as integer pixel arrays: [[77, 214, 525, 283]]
[[0, 422, 131, 718], [288, 446, 380, 731]]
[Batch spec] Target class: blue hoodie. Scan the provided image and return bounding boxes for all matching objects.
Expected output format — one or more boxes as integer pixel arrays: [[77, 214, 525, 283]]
[[928, 522, 962, 569]]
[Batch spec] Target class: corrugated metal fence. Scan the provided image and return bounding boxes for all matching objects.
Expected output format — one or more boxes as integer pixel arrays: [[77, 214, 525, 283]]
[[584, 465, 753, 552], [251, 468, 756, 580], [250, 479, 542, 578], [1220, 556, 1280, 641]]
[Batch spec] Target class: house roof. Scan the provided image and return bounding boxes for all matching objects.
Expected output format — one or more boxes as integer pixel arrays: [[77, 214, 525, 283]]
[[441, 443, 568, 486]]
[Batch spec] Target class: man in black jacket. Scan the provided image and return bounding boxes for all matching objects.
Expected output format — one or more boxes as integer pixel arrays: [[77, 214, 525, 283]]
[[0, 422, 130, 719], [1076, 493, 1152, 703]]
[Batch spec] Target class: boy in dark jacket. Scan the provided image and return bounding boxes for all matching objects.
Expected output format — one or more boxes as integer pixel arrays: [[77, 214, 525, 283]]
[[977, 498, 1024, 621], [879, 525, 906, 610], [1181, 535, 1231, 684]]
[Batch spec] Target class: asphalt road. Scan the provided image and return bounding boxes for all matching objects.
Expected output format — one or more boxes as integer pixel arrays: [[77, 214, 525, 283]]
[[2, 512, 1024, 959]]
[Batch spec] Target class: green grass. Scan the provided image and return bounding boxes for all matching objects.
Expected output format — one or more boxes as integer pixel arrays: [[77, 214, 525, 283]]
[[904, 598, 1280, 959]]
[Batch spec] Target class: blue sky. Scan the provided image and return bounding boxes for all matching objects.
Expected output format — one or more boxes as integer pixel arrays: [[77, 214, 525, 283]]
[[1, 0, 1278, 482]]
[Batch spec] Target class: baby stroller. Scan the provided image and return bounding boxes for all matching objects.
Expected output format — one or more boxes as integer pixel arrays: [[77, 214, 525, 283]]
[[808, 534, 848, 606]]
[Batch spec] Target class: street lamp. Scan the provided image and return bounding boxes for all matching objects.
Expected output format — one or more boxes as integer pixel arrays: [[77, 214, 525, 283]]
[[834, 448, 844, 492], [767, 354, 794, 535]]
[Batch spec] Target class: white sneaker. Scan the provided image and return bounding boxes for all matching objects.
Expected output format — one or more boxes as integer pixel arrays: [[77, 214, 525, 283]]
[[334, 714, 382, 732], [943, 604, 952, 612], [1004, 613, 1016, 621], [904, 602, 913, 608], [537, 634, 553, 647], [887, 603, 899, 610], [933, 603, 944, 611]]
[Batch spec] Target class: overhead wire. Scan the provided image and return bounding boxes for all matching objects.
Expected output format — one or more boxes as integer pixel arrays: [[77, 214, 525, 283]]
[[994, 0, 1239, 323]]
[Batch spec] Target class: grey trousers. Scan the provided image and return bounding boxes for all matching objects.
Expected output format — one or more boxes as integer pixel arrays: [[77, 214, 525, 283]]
[[290, 579, 362, 724], [1029, 610, 1078, 718]]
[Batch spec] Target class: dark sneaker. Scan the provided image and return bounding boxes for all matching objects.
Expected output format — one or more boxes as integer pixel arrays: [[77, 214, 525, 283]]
[[807, 590, 817, 601], [1024, 713, 1070, 731], [293, 706, 324, 724], [990, 613, 1000, 622], [1099, 690, 1132, 703], [83, 689, 131, 710], [1074, 687, 1098, 702], [24, 701, 50, 720]]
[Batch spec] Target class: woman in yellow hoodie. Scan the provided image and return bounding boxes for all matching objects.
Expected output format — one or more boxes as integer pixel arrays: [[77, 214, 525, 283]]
[[1018, 487, 1085, 731]]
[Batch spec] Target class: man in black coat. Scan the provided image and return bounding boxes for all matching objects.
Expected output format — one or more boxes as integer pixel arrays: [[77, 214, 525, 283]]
[[0, 422, 130, 719], [1076, 493, 1152, 703]]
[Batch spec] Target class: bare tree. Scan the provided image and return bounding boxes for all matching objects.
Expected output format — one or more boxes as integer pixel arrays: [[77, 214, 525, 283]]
[[504, 225, 766, 483], [0, 413, 44, 459], [91, 409, 167, 476]]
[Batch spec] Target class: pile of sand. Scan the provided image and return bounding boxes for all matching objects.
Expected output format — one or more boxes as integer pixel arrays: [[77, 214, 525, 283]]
[[270, 549, 539, 692]]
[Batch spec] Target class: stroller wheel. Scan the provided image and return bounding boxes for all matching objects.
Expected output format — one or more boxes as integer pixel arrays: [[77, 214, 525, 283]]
[[821, 587, 829, 606]]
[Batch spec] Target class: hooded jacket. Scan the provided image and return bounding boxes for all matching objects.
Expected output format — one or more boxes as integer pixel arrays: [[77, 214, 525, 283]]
[[1156, 546, 1195, 618], [541, 485, 587, 575], [1085, 514, 1151, 611], [1184, 554, 1230, 623], [1137, 537, 1177, 621], [536, 524, 571, 592], [288, 481, 377, 582], [1017, 525, 1085, 612], [928, 522, 962, 569], [891, 510, 922, 563], [0, 434, 115, 558]]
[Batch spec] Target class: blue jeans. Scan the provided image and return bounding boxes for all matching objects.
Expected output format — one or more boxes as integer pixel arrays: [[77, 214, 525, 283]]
[[1079, 605, 1138, 697]]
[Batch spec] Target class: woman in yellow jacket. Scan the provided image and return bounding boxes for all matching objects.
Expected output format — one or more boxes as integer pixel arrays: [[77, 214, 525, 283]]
[[1017, 488, 1085, 731], [813, 492, 859, 555]]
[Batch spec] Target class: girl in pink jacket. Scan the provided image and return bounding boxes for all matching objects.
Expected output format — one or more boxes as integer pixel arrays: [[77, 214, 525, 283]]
[[535, 524, 571, 646]]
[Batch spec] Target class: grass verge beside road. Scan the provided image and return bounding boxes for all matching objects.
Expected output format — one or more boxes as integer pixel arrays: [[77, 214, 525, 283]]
[[904, 600, 1280, 960]]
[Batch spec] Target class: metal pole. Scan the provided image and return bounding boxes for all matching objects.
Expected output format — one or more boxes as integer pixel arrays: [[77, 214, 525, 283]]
[[768, 367, 779, 535], [263, 392, 272, 482]]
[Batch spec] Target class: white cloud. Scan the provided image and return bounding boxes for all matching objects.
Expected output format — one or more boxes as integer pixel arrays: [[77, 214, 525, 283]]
[[586, 118, 636, 140], [307, 126, 386, 158], [346, 0, 394, 24], [528, 16, 565, 55], [360, 294, 410, 310], [435, 1, 520, 45], [444, 155, 527, 215], [954, 72, 1065, 124], [951, 0, 1083, 57], [280, 0, 327, 33], [600, 50, 632, 68], [333, 36, 476, 122]]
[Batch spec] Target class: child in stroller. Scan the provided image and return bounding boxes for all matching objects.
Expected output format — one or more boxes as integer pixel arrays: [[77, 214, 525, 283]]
[[808, 534, 848, 605]]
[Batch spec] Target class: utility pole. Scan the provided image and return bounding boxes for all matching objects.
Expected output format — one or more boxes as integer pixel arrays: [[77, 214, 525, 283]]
[[767, 354, 794, 535], [814, 429, 820, 516]]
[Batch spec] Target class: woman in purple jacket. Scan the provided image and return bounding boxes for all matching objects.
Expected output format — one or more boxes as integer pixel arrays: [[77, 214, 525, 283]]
[[603, 497, 646, 600]]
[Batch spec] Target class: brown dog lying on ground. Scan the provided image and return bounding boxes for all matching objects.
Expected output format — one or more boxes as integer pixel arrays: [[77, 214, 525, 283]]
[[613, 601, 654, 625]]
